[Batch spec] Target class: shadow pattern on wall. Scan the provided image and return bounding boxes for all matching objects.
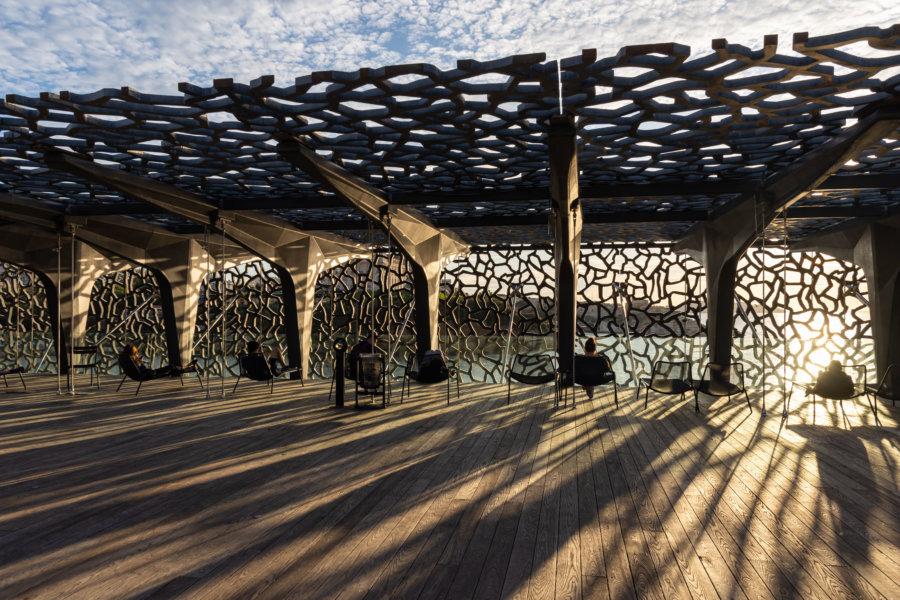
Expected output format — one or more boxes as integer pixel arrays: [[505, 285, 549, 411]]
[[0, 245, 873, 385]]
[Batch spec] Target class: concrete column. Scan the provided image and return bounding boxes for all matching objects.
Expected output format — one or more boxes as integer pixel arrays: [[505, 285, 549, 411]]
[[548, 114, 582, 377], [799, 217, 900, 391], [859, 224, 900, 389], [146, 238, 211, 367], [0, 226, 116, 373], [276, 138, 468, 359]]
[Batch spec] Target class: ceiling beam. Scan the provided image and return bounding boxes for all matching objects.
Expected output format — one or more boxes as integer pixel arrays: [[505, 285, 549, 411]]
[[53, 172, 900, 219]]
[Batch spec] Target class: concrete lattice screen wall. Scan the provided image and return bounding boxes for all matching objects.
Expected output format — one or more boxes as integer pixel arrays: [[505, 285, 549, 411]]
[[0, 245, 871, 386]]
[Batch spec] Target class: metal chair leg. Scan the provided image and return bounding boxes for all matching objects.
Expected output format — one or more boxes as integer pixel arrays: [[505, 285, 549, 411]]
[[116, 375, 127, 392], [868, 392, 880, 425], [783, 383, 794, 420]]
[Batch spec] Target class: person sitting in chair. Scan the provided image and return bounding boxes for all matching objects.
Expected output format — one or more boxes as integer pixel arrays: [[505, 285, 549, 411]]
[[121, 344, 196, 378], [812, 360, 855, 398], [247, 341, 287, 376], [582, 337, 598, 398], [418, 349, 450, 383], [347, 335, 375, 380]]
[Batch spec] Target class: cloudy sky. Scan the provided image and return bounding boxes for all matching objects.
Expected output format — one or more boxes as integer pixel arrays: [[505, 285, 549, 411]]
[[0, 0, 895, 95]]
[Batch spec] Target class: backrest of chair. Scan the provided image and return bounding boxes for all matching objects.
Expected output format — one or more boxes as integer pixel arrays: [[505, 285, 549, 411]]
[[117, 352, 143, 381], [876, 363, 900, 398], [73, 345, 98, 361], [241, 354, 273, 381], [511, 354, 555, 377], [417, 350, 449, 383], [702, 362, 744, 388], [357, 353, 383, 389], [405, 353, 419, 377], [651, 360, 690, 384], [845, 364, 867, 392], [572, 354, 613, 386]]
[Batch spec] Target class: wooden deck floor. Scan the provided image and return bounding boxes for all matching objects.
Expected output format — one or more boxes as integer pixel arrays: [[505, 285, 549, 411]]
[[1, 375, 899, 599]]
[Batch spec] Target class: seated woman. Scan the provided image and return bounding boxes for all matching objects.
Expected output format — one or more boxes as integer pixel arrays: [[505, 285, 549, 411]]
[[120, 344, 196, 379], [582, 337, 598, 399], [812, 360, 855, 398], [417, 349, 449, 383], [247, 341, 287, 376], [347, 335, 375, 380]]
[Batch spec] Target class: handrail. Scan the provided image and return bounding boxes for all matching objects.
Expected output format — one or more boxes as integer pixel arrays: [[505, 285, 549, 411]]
[[35, 336, 53, 372], [501, 284, 522, 378], [387, 302, 415, 368], [192, 294, 240, 351], [736, 298, 761, 342], [613, 282, 640, 386], [95, 293, 159, 346], [844, 282, 870, 307]]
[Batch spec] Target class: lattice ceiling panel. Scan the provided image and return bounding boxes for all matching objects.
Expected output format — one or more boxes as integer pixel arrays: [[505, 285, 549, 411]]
[[1, 25, 900, 244]]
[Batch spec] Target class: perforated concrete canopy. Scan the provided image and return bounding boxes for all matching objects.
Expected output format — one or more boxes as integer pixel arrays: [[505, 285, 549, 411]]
[[2, 25, 900, 246]]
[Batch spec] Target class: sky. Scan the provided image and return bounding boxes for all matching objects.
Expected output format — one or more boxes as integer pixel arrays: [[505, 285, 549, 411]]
[[0, 0, 897, 96]]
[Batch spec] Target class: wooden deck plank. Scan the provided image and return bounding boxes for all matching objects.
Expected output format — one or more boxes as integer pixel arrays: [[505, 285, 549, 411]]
[[190, 395, 465, 600], [596, 405, 666, 600], [616, 403, 723, 600], [603, 403, 692, 599], [625, 407, 753, 600], [417, 403, 525, 600], [662, 399, 840, 599], [445, 398, 546, 600], [525, 405, 563, 600], [553, 414, 582, 600], [572, 400, 610, 600], [639, 399, 799, 599], [583, 398, 636, 600], [470, 396, 547, 600], [679, 400, 900, 598], [384, 394, 516, 600], [1, 377, 899, 599]]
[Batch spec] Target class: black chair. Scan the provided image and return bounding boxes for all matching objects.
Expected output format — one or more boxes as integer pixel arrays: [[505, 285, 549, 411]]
[[71, 345, 100, 389], [0, 366, 26, 391], [557, 354, 618, 408], [694, 362, 751, 413], [232, 354, 299, 394], [355, 352, 387, 408], [641, 360, 693, 409], [116, 353, 203, 396], [401, 352, 460, 405], [867, 363, 900, 408], [507, 353, 556, 404], [786, 363, 875, 423]]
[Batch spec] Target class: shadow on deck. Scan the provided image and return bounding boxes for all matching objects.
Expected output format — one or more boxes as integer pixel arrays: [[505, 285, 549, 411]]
[[1, 375, 899, 599]]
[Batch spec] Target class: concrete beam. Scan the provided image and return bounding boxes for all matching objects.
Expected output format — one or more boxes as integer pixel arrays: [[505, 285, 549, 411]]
[[794, 214, 900, 391], [548, 115, 582, 376], [0, 193, 258, 367], [0, 223, 122, 374], [277, 137, 469, 354], [43, 152, 366, 378], [678, 100, 900, 368]]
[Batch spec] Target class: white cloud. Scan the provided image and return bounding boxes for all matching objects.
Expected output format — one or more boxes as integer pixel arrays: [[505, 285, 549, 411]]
[[0, 0, 897, 95]]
